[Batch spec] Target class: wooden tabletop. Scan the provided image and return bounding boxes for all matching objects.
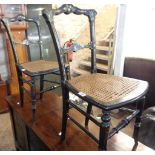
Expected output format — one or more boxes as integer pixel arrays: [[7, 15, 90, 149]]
[[5, 92, 153, 151]]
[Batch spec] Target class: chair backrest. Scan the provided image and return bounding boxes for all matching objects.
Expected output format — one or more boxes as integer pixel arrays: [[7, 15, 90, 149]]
[[1, 14, 43, 65], [42, 4, 97, 82]]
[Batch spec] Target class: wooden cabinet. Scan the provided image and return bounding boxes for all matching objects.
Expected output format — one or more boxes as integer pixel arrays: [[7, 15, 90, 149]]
[[9, 106, 49, 150], [5, 30, 28, 94], [0, 74, 8, 113], [6, 93, 57, 151], [0, 4, 28, 95]]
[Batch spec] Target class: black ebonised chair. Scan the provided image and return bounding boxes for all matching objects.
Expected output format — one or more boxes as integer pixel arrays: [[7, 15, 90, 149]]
[[43, 4, 149, 150], [0, 15, 69, 123]]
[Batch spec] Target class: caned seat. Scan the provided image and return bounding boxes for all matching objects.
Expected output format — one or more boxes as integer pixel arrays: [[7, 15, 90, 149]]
[[43, 4, 149, 151], [68, 73, 148, 107], [21, 60, 59, 74]]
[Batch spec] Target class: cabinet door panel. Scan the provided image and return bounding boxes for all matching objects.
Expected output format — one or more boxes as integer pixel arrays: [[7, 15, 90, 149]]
[[9, 107, 29, 150], [12, 31, 28, 64], [5, 30, 28, 94], [0, 80, 8, 113]]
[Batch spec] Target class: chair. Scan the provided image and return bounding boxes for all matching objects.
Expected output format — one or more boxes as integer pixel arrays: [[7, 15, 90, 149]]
[[43, 4, 149, 150], [123, 57, 155, 149], [124, 57, 155, 109], [0, 15, 70, 123]]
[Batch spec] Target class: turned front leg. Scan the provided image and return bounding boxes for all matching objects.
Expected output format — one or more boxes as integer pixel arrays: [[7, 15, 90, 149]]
[[99, 110, 111, 151], [133, 97, 145, 145]]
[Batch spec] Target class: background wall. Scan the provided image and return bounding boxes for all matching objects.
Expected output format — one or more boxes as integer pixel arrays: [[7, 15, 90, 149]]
[[113, 3, 155, 76], [123, 4, 155, 60]]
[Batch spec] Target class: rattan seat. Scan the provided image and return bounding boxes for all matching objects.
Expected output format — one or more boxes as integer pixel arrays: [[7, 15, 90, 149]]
[[68, 73, 148, 107], [21, 60, 59, 73]]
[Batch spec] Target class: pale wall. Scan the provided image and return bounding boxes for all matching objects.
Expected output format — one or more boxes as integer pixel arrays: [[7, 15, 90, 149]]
[[123, 4, 155, 60]]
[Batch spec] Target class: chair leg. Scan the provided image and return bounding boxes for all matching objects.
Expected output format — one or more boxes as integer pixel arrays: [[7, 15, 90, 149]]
[[99, 110, 111, 151], [30, 77, 37, 124], [133, 97, 145, 145], [85, 104, 92, 126], [17, 69, 24, 107], [61, 86, 69, 141], [40, 75, 44, 99]]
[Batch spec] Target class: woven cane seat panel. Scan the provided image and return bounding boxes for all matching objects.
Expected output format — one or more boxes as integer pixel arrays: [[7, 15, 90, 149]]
[[69, 73, 148, 106], [21, 60, 58, 73]]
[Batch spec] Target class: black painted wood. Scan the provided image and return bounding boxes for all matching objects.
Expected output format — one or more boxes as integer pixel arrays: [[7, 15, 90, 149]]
[[42, 4, 149, 150]]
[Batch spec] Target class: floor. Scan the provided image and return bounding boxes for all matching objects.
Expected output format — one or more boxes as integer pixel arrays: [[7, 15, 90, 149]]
[[0, 112, 15, 151], [0, 103, 135, 151]]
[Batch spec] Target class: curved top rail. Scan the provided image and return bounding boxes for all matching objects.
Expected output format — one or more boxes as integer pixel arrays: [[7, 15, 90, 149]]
[[53, 4, 97, 18]]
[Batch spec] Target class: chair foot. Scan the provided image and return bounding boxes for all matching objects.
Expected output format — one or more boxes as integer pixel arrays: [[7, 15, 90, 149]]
[[132, 142, 138, 151], [61, 133, 66, 141], [61, 112, 68, 141], [61, 115, 68, 141], [133, 122, 141, 144]]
